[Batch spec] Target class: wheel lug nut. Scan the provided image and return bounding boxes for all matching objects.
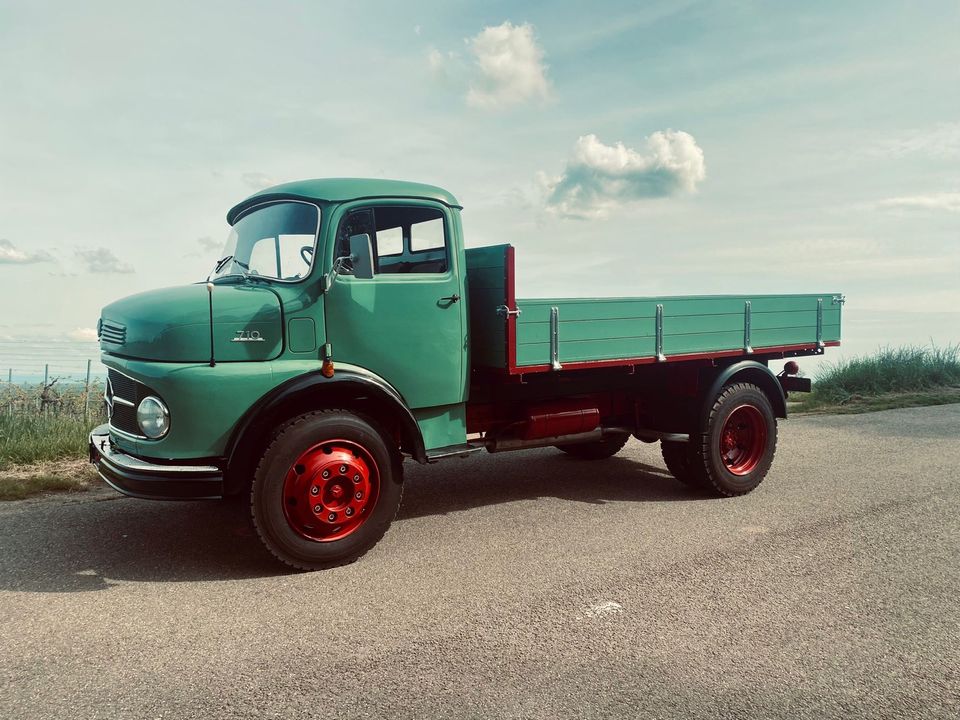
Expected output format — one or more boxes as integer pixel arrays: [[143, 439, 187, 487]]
[[313, 504, 321, 513], [345, 507, 354, 517], [339, 465, 347, 474], [355, 491, 363, 500], [321, 469, 330, 478], [310, 486, 319, 495], [327, 512, 336, 522], [352, 474, 361, 483]]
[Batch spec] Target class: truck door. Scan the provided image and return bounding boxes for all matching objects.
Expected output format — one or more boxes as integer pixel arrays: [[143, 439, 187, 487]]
[[324, 202, 466, 410]]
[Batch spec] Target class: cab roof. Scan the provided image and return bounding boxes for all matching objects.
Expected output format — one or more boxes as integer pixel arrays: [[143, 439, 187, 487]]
[[226, 178, 461, 224]]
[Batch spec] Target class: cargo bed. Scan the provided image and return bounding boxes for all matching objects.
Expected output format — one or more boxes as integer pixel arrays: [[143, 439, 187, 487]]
[[466, 244, 842, 375]]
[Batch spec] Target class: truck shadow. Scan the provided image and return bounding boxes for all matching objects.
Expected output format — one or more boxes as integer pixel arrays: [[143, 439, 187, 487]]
[[398, 447, 699, 521], [0, 448, 704, 593]]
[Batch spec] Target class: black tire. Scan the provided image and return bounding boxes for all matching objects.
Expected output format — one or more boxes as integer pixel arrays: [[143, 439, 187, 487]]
[[697, 382, 777, 497], [661, 440, 708, 487], [251, 409, 403, 571], [556, 433, 629, 460]]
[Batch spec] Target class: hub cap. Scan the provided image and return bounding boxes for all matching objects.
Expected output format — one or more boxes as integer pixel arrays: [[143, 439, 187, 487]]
[[282, 439, 379, 542], [719, 404, 767, 476]]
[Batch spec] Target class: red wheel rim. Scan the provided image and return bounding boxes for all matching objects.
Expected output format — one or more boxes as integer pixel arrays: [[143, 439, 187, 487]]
[[718, 404, 767, 476], [282, 439, 379, 542]]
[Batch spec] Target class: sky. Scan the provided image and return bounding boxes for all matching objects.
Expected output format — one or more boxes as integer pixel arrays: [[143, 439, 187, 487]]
[[1, 0, 958, 364]]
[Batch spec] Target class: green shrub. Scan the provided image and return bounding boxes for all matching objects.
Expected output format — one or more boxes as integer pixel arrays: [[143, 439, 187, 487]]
[[799, 344, 960, 410]]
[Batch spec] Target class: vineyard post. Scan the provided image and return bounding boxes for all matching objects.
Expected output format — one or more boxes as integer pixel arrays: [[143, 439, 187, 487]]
[[84, 359, 92, 421]]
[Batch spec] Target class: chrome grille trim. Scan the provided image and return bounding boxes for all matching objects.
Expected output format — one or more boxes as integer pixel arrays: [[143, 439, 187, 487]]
[[106, 368, 148, 439]]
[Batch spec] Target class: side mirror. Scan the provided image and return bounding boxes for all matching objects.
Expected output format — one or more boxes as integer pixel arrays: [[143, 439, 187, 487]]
[[348, 233, 375, 280]]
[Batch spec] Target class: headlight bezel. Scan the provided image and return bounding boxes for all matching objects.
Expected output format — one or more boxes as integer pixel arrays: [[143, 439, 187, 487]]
[[136, 395, 170, 439]]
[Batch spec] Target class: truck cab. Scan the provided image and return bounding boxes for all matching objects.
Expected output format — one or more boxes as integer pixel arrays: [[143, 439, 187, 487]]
[[90, 178, 841, 570]]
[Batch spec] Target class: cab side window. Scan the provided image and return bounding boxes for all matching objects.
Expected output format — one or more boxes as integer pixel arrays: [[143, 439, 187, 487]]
[[335, 206, 449, 275]]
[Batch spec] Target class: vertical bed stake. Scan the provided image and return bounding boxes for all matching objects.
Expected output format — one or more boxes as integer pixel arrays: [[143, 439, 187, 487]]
[[744, 300, 753, 355], [550, 306, 562, 370], [816, 298, 824, 348], [655, 304, 665, 362]]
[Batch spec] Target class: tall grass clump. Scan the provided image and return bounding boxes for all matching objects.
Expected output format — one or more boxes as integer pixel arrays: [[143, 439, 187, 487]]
[[804, 344, 960, 409], [0, 380, 106, 468]]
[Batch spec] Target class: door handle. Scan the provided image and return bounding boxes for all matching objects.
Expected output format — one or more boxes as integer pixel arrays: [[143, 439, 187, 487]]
[[439, 294, 460, 304]]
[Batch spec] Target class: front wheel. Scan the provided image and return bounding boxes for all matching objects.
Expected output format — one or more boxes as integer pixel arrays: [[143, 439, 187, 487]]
[[251, 409, 403, 570]]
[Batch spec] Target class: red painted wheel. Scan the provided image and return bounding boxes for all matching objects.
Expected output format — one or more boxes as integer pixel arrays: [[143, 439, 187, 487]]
[[718, 404, 768, 476], [282, 440, 380, 542], [251, 410, 403, 570], [697, 382, 778, 497]]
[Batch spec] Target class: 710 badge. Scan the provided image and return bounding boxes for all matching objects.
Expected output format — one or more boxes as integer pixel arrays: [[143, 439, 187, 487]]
[[232, 330, 266, 342]]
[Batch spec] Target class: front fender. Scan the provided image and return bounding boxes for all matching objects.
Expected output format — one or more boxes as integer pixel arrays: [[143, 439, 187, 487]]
[[223, 365, 426, 495]]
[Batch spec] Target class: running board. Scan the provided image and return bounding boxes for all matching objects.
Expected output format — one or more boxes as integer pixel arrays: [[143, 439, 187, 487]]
[[426, 443, 485, 462]]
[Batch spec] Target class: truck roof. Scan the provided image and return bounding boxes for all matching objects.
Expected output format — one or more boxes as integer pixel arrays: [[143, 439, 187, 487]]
[[227, 178, 461, 223]]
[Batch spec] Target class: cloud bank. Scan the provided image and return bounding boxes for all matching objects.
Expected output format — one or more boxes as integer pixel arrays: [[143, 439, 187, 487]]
[[430, 22, 550, 110], [542, 131, 706, 218], [75, 248, 134, 274], [67, 327, 98, 342], [196, 236, 221, 251], [877, 193, 960, 213], [0, 239, 52, 265]]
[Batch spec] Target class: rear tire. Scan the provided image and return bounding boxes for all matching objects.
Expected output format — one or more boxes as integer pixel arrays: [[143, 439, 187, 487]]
[[661, 440, 708, 487], [556, 433, 629, 460], [251, 409, 403, 571], [697, 382, 777, 496]]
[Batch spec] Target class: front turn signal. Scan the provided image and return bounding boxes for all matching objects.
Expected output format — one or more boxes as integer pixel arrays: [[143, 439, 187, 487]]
[[321, 359, 335, 378]]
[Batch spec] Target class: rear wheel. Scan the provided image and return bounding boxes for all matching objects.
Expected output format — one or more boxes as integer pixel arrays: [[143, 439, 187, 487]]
[[661, 440, 707, 487], [556, 433, 629, 460], [698, 382, 777, 496], [251, 409, 403, 570]]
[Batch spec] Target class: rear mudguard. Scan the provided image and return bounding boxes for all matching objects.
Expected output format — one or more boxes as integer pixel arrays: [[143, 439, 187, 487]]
[[702, 361, 788, 422]]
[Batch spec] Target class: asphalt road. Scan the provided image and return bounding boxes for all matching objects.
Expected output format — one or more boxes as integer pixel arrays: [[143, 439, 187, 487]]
[[1, 405, 958, 719]]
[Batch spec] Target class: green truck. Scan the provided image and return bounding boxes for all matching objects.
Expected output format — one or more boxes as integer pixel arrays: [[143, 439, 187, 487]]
[[89, 178, 843, 570]]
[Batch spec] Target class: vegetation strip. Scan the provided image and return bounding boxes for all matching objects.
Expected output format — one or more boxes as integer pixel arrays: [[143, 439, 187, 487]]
[[792, 345, 960, 414]]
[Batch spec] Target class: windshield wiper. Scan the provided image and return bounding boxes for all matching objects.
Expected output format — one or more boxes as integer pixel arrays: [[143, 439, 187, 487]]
[[207, 256, 250, 282]]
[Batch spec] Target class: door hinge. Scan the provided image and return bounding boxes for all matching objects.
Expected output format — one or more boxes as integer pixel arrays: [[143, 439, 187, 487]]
[[496, 305, 521, 318]]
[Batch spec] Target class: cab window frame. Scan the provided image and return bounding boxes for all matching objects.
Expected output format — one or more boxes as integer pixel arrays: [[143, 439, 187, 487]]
[[329, 200, 454, 280]]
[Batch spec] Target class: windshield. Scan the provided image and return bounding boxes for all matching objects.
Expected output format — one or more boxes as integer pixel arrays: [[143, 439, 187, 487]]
[[210, 201, 321, 282]]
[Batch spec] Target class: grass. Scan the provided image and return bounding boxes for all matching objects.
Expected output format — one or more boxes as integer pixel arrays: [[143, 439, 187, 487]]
[[1, 379, 106, 499], [0, 413, 99, 468], [793, 344, 960, 414], [0, 461, 100, 501]]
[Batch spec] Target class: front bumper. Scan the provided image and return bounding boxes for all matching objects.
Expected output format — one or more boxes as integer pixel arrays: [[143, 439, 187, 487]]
[[89, 424, 223, 500]]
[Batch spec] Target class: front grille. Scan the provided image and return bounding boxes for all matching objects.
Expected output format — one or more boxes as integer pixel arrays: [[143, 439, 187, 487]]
[[107, 369, 137, 401], [106, 369, 150, 437], [110, 403, 138, 436], [100, 320, 126, 345]]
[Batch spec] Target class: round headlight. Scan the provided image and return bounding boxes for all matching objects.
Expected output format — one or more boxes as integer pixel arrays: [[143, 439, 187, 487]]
[[136, 396, 170, 439]]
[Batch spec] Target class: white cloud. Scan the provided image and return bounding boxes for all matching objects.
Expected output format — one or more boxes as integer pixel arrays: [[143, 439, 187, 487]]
[[877, 193, 960, 213], [196, 236, 221, 251], [541, 131, 706, 218], [876, 122, 960, 158], [75, 248, 134, 274], [67, 327, 98, 342], [242, 172, 277, 190], [431, 22, 550, 110], [0, 238, 52, 265]]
